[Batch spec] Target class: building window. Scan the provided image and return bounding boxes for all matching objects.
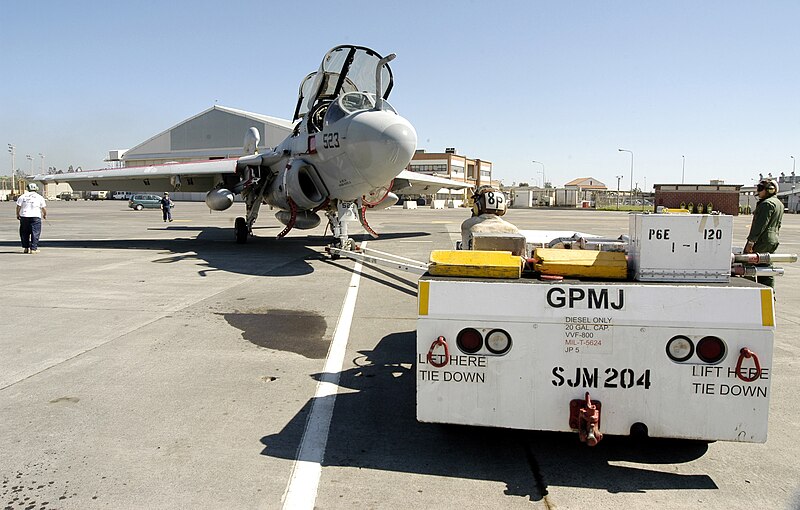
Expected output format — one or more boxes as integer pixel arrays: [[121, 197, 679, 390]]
[[410, 164, 448, 174]]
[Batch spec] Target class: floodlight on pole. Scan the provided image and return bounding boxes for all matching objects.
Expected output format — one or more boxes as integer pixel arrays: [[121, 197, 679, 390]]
[[618, 148, 634, 192], [38, 153, 45, 173], [26, 154, 33, 173]]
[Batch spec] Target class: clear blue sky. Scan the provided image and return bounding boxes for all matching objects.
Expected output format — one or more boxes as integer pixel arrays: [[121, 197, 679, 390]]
[[2, 0, 799, 190]]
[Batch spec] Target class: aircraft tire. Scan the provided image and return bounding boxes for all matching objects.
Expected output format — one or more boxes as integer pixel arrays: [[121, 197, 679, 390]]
[[235, 217, 248, 244]]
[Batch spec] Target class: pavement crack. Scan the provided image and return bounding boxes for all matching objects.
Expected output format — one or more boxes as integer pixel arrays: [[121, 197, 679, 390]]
[[523, 441, 555, 508]]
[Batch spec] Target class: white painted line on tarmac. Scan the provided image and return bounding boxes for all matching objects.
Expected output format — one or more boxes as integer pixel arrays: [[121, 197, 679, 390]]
[[280, 241, 366, 510]]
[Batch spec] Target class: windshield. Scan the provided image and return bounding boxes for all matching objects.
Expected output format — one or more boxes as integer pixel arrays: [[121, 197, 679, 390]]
[[324, 92, 397, 127], [293, 45, 394, 121]]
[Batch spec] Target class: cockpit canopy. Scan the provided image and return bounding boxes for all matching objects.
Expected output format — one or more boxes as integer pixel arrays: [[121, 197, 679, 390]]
[[292, 45, 394, 123], [323, 92, 397, 127]]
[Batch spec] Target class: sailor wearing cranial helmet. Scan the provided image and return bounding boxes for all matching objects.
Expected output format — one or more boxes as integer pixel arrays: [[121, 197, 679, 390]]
[[460, 185, 519, 250]]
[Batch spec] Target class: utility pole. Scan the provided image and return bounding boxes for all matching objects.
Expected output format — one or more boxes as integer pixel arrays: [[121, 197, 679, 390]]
[[616, 175, 623, 210]]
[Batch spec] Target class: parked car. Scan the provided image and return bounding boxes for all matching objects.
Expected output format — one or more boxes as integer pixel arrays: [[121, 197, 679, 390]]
[[128, 194, 163, 210], [58, 192, 73, 201]]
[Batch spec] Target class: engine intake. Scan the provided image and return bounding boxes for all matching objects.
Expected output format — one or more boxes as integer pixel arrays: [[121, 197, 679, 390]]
[[266, 160, 327, 211]]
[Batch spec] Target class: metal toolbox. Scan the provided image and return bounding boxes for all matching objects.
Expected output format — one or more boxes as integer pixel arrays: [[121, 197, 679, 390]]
[[628, 214, 733, 282]]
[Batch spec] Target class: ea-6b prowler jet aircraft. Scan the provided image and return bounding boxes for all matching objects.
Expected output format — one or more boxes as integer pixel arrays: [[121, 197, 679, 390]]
[[31, 45, 472, 249]]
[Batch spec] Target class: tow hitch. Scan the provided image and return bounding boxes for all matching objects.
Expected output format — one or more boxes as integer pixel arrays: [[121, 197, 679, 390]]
[[569, 392, 603, 446]]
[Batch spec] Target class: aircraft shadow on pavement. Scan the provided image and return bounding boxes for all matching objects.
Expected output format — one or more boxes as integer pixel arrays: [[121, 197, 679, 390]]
[[260, 331, 715, 502], [0, 228, 430, 278]]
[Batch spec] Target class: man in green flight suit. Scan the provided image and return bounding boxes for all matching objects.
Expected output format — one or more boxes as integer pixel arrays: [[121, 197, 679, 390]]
[[744, 178, 783, 288]]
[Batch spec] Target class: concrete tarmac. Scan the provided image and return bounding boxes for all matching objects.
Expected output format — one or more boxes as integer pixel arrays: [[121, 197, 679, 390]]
[[0, 200, 798, 510]]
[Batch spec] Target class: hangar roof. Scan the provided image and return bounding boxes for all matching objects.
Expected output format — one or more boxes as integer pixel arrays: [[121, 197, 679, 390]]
[[122, 105, 294, 162]]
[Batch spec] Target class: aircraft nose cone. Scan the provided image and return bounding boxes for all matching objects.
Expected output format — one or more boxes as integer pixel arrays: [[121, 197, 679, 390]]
[[345, 111, 417, 187]]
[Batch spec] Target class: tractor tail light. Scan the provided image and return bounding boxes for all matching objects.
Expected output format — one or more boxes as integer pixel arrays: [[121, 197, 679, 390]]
[[696, 336, 727, 364], [456, 328, 483, 354]]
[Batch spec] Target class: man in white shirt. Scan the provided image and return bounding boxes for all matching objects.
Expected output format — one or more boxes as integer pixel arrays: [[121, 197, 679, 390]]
[[16, 183, 47, 254]]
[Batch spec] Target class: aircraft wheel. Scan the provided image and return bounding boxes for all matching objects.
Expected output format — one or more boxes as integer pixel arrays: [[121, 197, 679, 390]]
[[235, 217, 248, 244], [330, 237, 354, 259]]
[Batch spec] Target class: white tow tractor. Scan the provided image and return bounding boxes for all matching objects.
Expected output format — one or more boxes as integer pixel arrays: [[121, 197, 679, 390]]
[[417, 273, 774, 445], [331, 213, 795, 445]]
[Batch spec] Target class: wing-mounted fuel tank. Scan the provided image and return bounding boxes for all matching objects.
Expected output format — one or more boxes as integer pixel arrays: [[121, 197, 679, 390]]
[[266, 159, 328, 211], [206, 188, 235, 211]]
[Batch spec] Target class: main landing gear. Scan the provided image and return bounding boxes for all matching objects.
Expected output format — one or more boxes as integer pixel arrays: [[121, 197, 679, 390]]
[[234, 172, 271, 244], [235, 217, 248, 244]]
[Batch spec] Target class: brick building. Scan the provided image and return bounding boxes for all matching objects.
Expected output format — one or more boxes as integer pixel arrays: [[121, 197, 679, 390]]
[[653, 183, 742, 215]]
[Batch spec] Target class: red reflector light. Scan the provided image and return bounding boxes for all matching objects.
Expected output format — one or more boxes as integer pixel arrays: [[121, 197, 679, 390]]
[[456, 328, 483, 354], [696, 336, 726, 363]]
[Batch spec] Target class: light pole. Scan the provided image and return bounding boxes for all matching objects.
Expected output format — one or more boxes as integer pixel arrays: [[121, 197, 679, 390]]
[[681, 155, 685, 184], [26, 154, 33, 174], [38, 153, 45, 173], [618, 148, 634, 204], [532, 160, 545, 187], [615, 175, 623, 210], [7, 144, 15, 194], [643, 176, 647, 210], [789, 156, 797, 213]]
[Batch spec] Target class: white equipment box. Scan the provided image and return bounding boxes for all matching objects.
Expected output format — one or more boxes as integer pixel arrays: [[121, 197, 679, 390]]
[[629, 214, 733, 282], [417, 276, 774, 443]]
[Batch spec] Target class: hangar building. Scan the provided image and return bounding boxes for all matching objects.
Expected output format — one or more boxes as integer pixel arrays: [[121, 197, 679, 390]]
[[108, 105, 292, 201], [120, 105, 293, 167]]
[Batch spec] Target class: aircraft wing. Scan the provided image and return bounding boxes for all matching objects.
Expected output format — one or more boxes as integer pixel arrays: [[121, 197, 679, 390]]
[[29, 153, 282, 193], [392, 170, 474, 195]]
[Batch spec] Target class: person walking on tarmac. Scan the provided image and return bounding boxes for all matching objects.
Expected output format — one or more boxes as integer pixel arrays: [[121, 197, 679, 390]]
[[460, 185, 519, 250], [16, 182, 47, 254], [160, 192, 174, 222], [744, 178, 783, 288]]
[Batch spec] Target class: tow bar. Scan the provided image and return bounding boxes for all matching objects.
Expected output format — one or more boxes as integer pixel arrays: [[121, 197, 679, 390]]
[[325, 245, 429, 275], [569, 392, 604, 446]]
